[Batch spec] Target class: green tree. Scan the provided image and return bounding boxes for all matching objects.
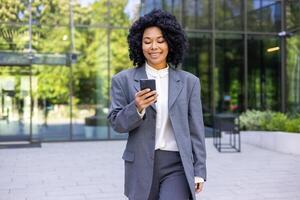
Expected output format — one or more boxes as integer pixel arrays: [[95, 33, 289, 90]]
[[1, 0, 132, 108]]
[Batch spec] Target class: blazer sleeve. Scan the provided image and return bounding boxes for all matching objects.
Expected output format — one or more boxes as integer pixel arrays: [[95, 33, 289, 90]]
[[188, 78, 207, 181], [107, 75, 144, 133]]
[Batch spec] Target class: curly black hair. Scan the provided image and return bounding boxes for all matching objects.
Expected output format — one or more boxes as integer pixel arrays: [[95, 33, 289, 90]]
[[127, 9, 188, 68]]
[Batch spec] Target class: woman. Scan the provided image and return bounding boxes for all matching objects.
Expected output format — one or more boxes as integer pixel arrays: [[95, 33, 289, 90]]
[[108, 9, 206, 200]]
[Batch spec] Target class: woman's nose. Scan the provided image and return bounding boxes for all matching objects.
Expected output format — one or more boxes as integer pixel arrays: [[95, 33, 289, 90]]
[[150, 42, 158, 50]]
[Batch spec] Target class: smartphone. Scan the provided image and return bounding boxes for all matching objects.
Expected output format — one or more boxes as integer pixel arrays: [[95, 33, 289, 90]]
[[140, 79, 156, 91]]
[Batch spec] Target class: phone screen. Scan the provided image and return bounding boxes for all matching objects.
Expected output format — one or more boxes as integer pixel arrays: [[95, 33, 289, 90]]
[[139, 79, 156, 91]]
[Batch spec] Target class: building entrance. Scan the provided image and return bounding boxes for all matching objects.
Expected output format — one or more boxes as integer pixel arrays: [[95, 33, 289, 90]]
[[0, 52, 72, 146], [0, 67, 31, 142]]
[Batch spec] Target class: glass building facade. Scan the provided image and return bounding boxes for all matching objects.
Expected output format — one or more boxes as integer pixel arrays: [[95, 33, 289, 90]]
[[0, 0, 299, 143]]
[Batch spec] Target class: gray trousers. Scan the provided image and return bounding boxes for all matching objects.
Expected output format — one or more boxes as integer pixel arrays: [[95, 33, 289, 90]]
[[148, 150, 191, 200]]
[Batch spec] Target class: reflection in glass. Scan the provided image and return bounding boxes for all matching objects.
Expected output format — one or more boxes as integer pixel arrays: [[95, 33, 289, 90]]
[[31, 0, 69, 26], [32, 26, 70, 54], [0, 25, 29, 51], [286, 0, 300, 31], [0, 68, 31, 139], [74, 0, 107, 25], [215, 0, 243, 30], [74, 0, 131, 27], [287, 33, 300, 114], [215, 34, 243, 114], [247, 0, 281, 32], [0, 1, 29, 23], [32, 65, 71, 141], [109, 29, 131, 139], [183, 32, 212, 125], [140, 0, 182, 20], [110, 0, 131, 27], [247, 35, 280, 110], [72, 28, 109, 140], [161, 0, 181, 21], [182, 0, 210, 29], [141, 0, 162, 15], [124, 0, 142, 21]]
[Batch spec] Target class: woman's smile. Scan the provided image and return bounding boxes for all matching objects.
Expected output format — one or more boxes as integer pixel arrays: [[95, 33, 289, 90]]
[[142, 26, 169, 70], [149, 52, 161, 58]]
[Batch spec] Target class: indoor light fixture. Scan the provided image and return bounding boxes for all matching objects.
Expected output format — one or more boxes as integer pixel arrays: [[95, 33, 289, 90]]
[[267, 47, 280, 52]]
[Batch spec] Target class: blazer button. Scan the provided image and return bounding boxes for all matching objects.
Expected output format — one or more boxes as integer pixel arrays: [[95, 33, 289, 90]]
[[150, 156, 154, 160]]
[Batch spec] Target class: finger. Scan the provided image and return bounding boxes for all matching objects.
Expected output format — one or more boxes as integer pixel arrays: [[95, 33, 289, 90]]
[[143, 94, 158, 105], [136, 94, 157, 111], [141, 97, 157, 109], [136, 89, 151, 97], [195, 183, 203, 193], [142, 90, 157, 99], [140, 93, 157, 104]]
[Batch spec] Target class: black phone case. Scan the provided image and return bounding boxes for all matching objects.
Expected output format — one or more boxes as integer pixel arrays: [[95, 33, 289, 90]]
[[140, 79, 156, 91]]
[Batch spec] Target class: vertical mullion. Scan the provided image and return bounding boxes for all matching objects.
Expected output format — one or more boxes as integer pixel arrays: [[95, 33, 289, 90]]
[[69, 0, 75, 140], [244, 0, 248, 111], [28, 0, 33, 143], [180, 0, 183, 24], [212, 0, 216, 117], [280, 0, 286, 112], [107, 0, 111, 139]]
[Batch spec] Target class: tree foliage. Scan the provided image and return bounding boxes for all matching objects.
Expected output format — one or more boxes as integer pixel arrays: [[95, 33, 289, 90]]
[[0, 0, 132, 108]]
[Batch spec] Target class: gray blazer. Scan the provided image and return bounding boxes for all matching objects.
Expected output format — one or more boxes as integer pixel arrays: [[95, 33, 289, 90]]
[[108, 64, 206, 200]]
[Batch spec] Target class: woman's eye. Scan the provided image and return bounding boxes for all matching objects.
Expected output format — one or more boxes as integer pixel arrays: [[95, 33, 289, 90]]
[[157, 39, 165, 43], [144, 41, 151, 44]]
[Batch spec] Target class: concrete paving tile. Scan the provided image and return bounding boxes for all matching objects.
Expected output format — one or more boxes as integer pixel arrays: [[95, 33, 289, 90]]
[[0, 139, 299, 200]]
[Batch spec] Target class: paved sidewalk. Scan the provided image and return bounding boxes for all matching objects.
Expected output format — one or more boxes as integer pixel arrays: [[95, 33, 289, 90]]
[[0, 139, 299, 200]]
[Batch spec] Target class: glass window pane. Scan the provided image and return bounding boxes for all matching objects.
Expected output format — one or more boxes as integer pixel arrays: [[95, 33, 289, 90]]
[[110, 29, 131, 139], [183, 32, 212, 126], [32, 26, 70, 53], [0, 67, 31, 140], [124, 0, 142, 22], [74, 0, 108, 26], [141, 0, 162, 15], [110, 0, 131, 27], [215, 0, 243, 31], [286, 32, 300, 114], [139, 0, 183, 26], [247, 0, 281, 32], [215, 34, 244, 113], [72, 27, 109, 140], [32, 0, 69, 26], [183, 0, 211, 29], [247, 35, 281, 110], [286, 0, 300, 31], [32, 65, 71, 141], [161, 0, 182, 21], [140, 0, 181, 21], [0, 25, 29, 51], [0, 0, 29, 24], [111, 29, 131, 76]]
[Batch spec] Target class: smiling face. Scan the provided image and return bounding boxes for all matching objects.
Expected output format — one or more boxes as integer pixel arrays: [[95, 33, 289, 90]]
[[142, 26, 169, 70]]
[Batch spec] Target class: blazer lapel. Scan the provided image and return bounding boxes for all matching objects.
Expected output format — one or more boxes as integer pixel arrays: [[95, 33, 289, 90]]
[[168, 66, 183, 110], [134, 64, 147, 92], [134, 64, 156, 111]]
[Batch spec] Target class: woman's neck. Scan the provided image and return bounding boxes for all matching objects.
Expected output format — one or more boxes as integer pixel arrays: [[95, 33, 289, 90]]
[[146, 62, 167, 70]]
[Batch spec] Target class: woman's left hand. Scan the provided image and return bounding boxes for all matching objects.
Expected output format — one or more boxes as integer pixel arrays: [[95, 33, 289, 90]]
[[195, 182, 204, 193]]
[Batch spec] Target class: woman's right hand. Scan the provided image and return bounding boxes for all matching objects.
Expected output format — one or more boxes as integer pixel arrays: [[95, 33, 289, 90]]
[[135, 89, 158, 113]]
